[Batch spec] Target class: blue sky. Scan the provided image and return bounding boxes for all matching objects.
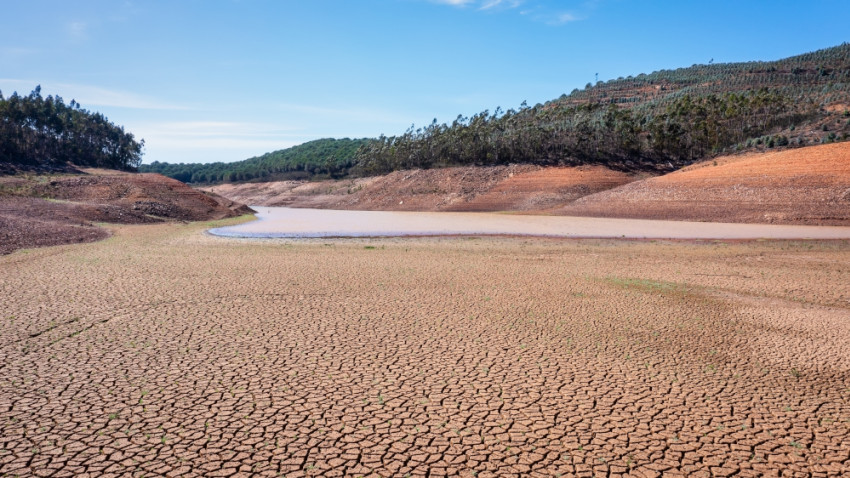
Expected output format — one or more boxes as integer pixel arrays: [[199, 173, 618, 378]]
[[1, 0, 847, 164]]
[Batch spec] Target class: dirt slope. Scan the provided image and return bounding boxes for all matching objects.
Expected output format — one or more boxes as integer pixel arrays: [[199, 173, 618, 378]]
[[204, 164, 638, 212], [447, 166, 636, 212], [206, 143, 850, 225], [0, 170, 252, 254], [559, 142, 850, 225]]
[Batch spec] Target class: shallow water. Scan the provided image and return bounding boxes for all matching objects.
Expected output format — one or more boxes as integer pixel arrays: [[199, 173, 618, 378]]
[[208, 207, 850, 240]]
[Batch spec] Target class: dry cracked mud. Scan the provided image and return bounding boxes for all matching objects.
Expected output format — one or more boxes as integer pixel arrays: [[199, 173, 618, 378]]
[[1, 220, 849, 477]]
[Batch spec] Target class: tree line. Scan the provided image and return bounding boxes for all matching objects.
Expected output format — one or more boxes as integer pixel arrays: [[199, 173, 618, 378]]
[[0, 86, 144, 171], [140, 138, 369, 183], [353, 88, 818, 175]]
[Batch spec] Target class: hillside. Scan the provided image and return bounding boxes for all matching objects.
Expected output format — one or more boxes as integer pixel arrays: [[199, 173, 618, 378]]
[[0, 171, 252, 255], [559, 141, 850, 225], [205, 142, 850, 226], [202, 164, 640, 212], [140, 138, 370, 184], [354, 44, 850, 176], [557, 44, 850, 110]]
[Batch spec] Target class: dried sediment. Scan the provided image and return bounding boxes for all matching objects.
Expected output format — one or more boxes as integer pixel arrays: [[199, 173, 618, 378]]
[[1, 223, 848, 476]]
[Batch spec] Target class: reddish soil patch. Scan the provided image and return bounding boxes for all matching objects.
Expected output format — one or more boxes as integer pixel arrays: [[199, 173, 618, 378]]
[[0, 197, 110, 255], [446, 166, 635, 212], [0, 170, 252, 254], [559, 142, 850, 225]]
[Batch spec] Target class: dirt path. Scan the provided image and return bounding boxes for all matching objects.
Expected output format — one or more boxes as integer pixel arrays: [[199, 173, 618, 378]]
[[1, 223, 849, 476]]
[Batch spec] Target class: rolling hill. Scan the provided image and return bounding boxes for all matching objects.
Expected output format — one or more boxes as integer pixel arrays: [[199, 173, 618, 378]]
[[140, 138, 370, 183], [354, 44, 850, 175]]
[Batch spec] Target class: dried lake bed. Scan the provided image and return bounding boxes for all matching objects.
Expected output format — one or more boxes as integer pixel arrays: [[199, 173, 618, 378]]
[[2, 217, 849, 476]]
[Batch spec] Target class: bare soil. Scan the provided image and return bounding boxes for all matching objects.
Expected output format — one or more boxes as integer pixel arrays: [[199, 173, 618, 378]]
[[203, 164, 639, 213], [0, 170, 252, 255], [205, 142, 850, 225], [559, 142, 850, 225], [1, 223, 848, 476]]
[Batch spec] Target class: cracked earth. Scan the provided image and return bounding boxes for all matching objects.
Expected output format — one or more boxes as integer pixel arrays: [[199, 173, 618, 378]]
[[1, 220, 849, 477]]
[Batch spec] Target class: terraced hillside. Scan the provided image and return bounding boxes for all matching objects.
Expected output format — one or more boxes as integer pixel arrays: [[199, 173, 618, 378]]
[[353, 44, 850, 176]]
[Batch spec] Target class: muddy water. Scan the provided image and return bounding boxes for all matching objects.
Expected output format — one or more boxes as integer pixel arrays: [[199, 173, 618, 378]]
[[209, 207, 850, 240]]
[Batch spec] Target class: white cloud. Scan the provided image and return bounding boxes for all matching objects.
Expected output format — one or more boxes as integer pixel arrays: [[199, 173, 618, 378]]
[[515, 5, 584, 25], [480, 0, 524, 10], [0, 79, 185, 110], [547, 12, 579, 25], [431, 0, 524, 8], [130, 121, 310, 163], [141, 121, 300, 139], [66, 21, 88, 40], [431, 0, 476, 6], [426, 0, 583, 25]]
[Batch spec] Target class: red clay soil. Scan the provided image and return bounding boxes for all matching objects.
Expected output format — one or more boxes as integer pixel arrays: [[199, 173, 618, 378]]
[[559, 142, 850, 225], [0, 170, 252, 255], [204, 164, 639, 213]]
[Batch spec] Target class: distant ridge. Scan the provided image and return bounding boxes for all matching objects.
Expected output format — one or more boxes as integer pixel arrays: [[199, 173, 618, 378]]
[[141, 137, 370, 183]]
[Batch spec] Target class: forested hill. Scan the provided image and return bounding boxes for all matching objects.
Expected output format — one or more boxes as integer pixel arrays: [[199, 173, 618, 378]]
[[147, 43, 850, 184], [0, 86, 145, 173], [140, 138, 369, 183], [354, 43, 850, 175]]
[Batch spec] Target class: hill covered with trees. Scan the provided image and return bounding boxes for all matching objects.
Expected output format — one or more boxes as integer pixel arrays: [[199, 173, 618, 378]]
[[140, 138, 369, 183], [147, 43, 850, 184], [0, 86, 144, 173], [354, 43, 850, 175]]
